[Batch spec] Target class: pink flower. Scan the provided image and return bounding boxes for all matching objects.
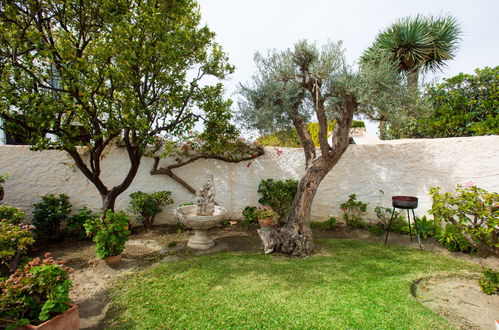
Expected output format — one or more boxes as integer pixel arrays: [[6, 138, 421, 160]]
[[275, 148, 283, 156], [465, 181, 476, 187]]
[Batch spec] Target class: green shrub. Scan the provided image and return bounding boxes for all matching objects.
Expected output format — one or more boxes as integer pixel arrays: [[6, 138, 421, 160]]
[[478, 268, 499, 295], [0, 204, 26, 225], [129, 191, 174, 228], [67, 207, 99, 239], [430, 184, 498, 256], [0, 220, 35, 275], [241, 206, 258, 227], [0, 254, 72, 327], [32, 194, 71, 241], [84, 210, 131, 259], [435, 224, 475, 253], [340, 194, 367, 227], [414, 216, 438, 239], [351, 120, 365, 128], [257, 178, 298, 223], [310, 217, 337, 230]]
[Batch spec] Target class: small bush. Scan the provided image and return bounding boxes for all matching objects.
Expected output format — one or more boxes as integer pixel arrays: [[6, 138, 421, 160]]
[[0, 220, 35, 275], [67, 207, 99, 239], [0, 204, 26, 225], [340, 194, 367, 228], [241, 206, 258, 227], [84, 210, 131, 259], [310, 217, 337, 230], [32, 194, 71, 241], [478, 268, 499, 295], [430, 184, 498, 256], [435, 224, 476, 253], [129, 191, 174, 228], [415, 216, 438, 239], [257, 178, 298, 223]]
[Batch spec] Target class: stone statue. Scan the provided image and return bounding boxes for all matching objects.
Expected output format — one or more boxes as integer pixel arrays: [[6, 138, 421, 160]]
[[196, 174, 216, 216]]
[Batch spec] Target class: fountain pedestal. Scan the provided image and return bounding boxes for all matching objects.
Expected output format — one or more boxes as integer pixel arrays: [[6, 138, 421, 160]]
[[174, 205, 226, 250]]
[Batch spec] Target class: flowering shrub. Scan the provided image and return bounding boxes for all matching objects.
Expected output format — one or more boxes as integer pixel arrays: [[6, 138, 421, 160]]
[[429, 184, 498, 256], [0, 220, 35, 275], [0, 204, 26, 225], [0, 253, 72, 328]]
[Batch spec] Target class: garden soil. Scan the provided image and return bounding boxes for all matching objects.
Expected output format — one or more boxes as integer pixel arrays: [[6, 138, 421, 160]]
[[32, 223, 499, 330]]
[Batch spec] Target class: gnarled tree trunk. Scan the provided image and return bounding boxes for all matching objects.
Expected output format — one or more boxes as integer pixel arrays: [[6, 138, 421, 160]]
[[259, 162, 328, 255]]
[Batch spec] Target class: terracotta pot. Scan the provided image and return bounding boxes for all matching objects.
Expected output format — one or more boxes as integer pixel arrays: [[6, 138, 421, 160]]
[[17, 303, 79, 330], [104, 254, 122, 267], [258, 217, 273, 228]]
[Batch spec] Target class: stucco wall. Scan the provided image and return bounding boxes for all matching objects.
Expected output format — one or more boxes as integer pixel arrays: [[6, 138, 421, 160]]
[[0, 136, 498, 223]]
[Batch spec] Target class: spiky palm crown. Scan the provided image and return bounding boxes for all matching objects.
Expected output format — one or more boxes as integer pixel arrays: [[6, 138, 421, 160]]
[[362, 15, 462, 75]]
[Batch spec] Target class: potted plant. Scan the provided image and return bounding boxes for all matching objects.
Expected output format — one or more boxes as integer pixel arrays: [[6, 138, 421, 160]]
[[254, 207, 277, 228], [84, 210, 131, 267], [0, 253, 77, 330]]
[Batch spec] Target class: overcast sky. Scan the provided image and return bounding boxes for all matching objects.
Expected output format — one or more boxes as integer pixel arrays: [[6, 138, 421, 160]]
[[197, 0, 499, 136]]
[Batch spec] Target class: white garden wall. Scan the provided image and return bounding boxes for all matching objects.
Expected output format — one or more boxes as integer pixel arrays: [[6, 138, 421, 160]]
[[0, 136, 498, 223]]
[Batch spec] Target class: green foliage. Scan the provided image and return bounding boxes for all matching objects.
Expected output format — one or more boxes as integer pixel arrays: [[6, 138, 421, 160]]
[[310, 217, 337, 230], [415, 216, 438, 239], [0, 254, 72, 327], [435, 224, 476, 253], [0, 0, 235, 214], [241, 206, 258, 227], [362, 14, 462, 86], [0, 174, 8, 187], [67, 207, 99, 240], [351, 120, 365, 128], [394, 66, 499, 138], [257, 178, 298, 223], [129, 191, 174, 228], [84, 210, 131, 259], [0, 221, 35, 275], [32, 194, 71, 241], [256, 122, 335, 147], [478, 268, 499, 295], [429, 185, 498, 256], [341, 195, 383, 235], [340, 194, 368, 227], [0, 204, 26, 225]]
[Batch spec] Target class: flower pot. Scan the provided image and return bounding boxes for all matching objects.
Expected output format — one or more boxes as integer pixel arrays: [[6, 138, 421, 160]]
[[258, 216, 273, 228], [17, 303, 79, 330], [104, 254, 122, 267]]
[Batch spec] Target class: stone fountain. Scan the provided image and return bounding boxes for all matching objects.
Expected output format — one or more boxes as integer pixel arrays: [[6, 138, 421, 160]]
[[174, 174, 227, 249]]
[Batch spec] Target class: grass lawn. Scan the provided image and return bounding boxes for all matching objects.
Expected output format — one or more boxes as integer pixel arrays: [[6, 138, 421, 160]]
[[106, 239, 479, 329]]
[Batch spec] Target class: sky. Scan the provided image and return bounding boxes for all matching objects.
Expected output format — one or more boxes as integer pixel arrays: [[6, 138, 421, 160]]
[[197, 0, 499, 136]]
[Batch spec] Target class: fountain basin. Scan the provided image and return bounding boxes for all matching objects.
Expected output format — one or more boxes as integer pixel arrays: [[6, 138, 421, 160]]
[[174, 205, 227, 249]]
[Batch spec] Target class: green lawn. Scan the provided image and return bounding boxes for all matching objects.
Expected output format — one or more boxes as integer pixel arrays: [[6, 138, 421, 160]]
[[106, 239, 479, 329]]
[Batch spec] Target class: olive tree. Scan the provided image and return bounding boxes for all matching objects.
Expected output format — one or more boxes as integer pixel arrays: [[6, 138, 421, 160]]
[[237, 40, 409, 256], [0, 0, 234, 214]]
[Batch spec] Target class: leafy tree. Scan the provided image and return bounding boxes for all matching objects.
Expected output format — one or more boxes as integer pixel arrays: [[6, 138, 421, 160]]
[[363, 14, 462, 88], [392, 66, 499, 138], [0, 0, 234, 215], [237, 40, 409, 256], [360, 15, 461, 138]]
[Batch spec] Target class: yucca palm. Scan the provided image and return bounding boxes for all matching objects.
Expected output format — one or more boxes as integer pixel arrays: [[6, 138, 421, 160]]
[[362, 15, 462, 88]]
